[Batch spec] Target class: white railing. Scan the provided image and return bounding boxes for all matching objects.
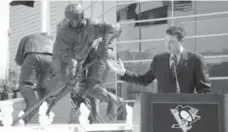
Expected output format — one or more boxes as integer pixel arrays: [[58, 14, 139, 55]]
[[118, 11, 228, 25], [116, 32, 228, 44]]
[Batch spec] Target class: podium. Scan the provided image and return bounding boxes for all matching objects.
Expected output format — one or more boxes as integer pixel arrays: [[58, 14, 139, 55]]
[[133, 93, 228, 132]]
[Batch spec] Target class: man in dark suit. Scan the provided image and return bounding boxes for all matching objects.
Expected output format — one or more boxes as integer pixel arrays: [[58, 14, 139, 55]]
[[107, 26, 211, 94]]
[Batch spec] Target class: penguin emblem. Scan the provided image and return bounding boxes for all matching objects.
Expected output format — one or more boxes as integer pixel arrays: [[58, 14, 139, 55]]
[[170, 105, 201, 132]]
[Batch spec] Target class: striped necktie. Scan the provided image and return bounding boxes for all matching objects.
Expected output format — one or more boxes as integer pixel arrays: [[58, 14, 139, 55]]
[[171, 55, 180, 93], [172, 55, 178, 66]]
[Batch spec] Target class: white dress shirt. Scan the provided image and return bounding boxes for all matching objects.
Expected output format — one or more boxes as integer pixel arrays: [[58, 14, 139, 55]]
[[169, 46, 184, 68]]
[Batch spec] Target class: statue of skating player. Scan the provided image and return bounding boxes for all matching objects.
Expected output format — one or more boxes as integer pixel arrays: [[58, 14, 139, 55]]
[[71, 37, 119, 123], [15, 32, 54, 124], [46, 3, 128, 122]]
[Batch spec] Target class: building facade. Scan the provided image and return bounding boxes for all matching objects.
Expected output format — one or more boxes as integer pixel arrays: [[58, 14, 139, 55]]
[[9, 0, 228, 122]]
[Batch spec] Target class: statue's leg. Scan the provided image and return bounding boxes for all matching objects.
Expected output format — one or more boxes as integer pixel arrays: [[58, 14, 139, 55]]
[[84, 58, 127, 122], [18, 54, 40, 124], [44, 57, 78, 114]]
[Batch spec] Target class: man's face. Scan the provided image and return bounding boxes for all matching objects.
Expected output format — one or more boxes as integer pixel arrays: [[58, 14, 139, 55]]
[[164, 34, 182, 54], [68, 15, 83, 28]]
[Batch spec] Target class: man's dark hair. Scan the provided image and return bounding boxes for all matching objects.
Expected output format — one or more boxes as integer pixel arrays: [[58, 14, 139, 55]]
[[166, 26, 185, 41]]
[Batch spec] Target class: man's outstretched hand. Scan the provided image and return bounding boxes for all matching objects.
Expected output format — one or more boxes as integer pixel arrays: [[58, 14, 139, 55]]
[[107, 59, 126, 76]]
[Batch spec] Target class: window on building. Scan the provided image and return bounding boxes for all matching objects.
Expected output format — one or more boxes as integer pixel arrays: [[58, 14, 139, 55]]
[[82, 1, 92, 18], [196, 1, 228, 14], [139, 1, 171, 40], [211, 79, 228, 94], [117, 41, 142, 61], [195, 35, 228, 56], [116, 2, 140, 41], [206, 57, 228, 77], [91, 1, 103, 20]]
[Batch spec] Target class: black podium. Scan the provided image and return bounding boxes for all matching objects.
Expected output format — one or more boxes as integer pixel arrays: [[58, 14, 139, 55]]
[[132, 93, 228, 132]]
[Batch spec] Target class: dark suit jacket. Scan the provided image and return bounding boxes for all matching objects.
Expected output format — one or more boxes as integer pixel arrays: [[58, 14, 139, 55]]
[[120, 50, 211, 94]]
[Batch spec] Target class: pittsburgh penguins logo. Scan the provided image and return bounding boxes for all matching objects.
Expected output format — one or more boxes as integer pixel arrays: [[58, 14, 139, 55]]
[[170, 105, 201, 132]]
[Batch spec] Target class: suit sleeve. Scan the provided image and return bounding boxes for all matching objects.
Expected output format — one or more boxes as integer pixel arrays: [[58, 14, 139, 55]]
[[194, 55, 211, 94], [120, 58, 156, 86]]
